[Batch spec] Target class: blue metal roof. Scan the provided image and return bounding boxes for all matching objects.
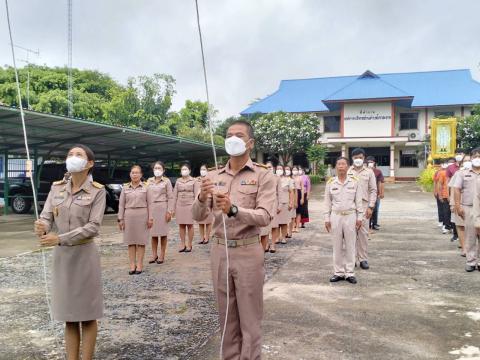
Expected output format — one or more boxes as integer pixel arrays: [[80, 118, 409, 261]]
[[241, 69, 480, 115]]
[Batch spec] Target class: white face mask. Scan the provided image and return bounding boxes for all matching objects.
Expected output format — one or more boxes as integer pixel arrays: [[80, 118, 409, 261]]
[[455, 155, 464, 162], [154, 169, 163, 177], [292, 170, 299, 176], [200, 169, 208, 177], [276, 169, 284, 176], [285, 170, 291, 176], [472, 158, 480, 168], [181, 169, 190, 177], [367, 162, 375, 168], [299, 170, 304, 175], [463, 161, 472, 170], [353, 158, 364, 167], [225, 136, 248, 157], [441, 163, 448, 169], [66, 156, 88, 173]]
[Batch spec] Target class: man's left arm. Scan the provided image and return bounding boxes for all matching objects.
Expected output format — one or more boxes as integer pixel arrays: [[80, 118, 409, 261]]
[[368, 171, 378, 207]]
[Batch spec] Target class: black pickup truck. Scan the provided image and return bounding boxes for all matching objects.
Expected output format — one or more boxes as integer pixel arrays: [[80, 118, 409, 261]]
[[0, 163, 128, 214]]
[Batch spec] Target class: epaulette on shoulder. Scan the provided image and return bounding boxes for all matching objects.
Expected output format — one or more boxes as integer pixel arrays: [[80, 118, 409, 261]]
[[254, 162, 268, 169], [92, 181, 104, 189], [350, 175, 359, 181], [123, 182, 130, 187], [143, 181, 149, 187], [147, 177, 154, 182], [208, 166, 217, 171], [52, 179, 67, 186], [327, 177, 335, 184]]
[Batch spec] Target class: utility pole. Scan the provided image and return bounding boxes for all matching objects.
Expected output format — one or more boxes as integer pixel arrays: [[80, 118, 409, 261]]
[[12, 44, 40, 110]]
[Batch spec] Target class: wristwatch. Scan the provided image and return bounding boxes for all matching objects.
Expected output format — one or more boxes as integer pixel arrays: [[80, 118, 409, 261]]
[[227, 204, 238, 218]]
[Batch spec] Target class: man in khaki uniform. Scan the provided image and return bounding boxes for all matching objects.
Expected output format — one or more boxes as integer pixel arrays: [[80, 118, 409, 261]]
[[453, 147, 480, 272], [473, 176, 480, 237], [192, 120, 276, 360], [347, 148, 377, 269], [324, 157, 364, 284]]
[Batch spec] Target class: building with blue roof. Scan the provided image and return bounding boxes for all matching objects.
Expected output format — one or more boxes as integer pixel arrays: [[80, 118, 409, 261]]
[[241, 69, 480, 179]]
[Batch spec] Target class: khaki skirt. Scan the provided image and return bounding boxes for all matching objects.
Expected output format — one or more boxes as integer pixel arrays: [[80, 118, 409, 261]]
[[123, 207, 149, 245], [197, 212, 214, 225], [52, 242, 103, 322], [273, 203, 291, 227], [175, 203, 194, 225], [150, 201, 169, 237]]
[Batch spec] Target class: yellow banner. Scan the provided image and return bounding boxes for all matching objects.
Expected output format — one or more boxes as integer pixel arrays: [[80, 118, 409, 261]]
[[430, 117, 457, 159]]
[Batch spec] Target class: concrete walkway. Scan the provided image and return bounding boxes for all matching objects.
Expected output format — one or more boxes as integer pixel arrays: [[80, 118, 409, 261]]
[[196, 183, 480, 360]]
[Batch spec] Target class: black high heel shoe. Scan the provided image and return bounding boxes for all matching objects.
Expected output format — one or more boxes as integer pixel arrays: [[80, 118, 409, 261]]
[[148, 256, 158, 264], [129, 267, 137, 275], [185, 248, 192, 253], [179, 247, 187, 253]]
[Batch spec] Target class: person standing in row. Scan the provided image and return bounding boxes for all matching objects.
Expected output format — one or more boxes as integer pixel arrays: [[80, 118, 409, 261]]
[[433, 165, 444, 228], [324, 157, 363, 284], [450, 155, 471, 256], [293, 166, 305, 233], [300, 167, 311, 228], [366, 156, 385, 231], [147, 161, 173, 264], [285, 165, 296, 239], [473, 169, 480, 240], [348, 148, 377, 270], [173, 163, 199, 253], [436, 159, 453, 234], [34, 144, 106, 360], [197, 164, 214, 245], [260, 161, 275, 252], [453, 148, 480, 272], [118, 165, 152, 275], [193, 120, 276, 360], [272, 164, 295, 246]]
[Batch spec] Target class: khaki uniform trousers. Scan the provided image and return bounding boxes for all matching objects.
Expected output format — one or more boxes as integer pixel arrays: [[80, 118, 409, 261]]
[[464, 206, 480, 266], [331, 212, 357, 277], [356, 200, 369, 263], [211, 241, 265, 360]]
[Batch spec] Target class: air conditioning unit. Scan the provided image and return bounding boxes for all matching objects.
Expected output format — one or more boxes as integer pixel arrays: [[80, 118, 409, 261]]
[[408, 131, 420, 141]]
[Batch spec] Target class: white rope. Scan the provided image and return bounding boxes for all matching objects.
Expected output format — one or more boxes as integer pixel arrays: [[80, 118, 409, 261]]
[[194, 1, 230, 358], [4, 1, 64, 358]]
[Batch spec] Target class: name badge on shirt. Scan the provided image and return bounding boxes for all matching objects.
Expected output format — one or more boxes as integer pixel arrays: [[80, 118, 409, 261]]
[[241, 179, 257, 185], [332, 187, 339, 190], [215, 181, 226, 187], [76, 195, 92, 201]]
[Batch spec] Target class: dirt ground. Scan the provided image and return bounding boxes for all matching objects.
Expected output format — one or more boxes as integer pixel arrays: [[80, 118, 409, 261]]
[[1, 183, 480, 359]]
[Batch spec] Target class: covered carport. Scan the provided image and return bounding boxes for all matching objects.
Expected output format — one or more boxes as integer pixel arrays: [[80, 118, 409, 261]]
[[0, 105, 226, 215]]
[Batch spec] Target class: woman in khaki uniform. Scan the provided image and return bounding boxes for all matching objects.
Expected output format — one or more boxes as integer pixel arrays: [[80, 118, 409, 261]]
[[197, 164, 213, 244], [147, 161, 173, 264], [260, 162, 275, 252], [173, 163, 199, 252], [286, 165, 298, 236], [292, 166, 305, 233], [272, 165, 295, 246], [118, 165, 152, 275], [34, 144, 106, 360]]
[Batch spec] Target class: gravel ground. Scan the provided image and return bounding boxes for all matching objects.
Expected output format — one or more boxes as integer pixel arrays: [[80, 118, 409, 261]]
[[0, 219, 305, 359]]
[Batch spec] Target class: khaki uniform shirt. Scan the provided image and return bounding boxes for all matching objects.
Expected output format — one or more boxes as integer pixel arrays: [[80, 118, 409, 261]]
[[347, 166, 377, 207], [39, 178, 106, 246], [118, 181, 150, 220], [192, 158, 277, 240], [323, 176, 364, 222], [147, 176, 174, 212], [473, 177, 480, 228], [278, 176, 294, 205], [452, 168, 480, 206]]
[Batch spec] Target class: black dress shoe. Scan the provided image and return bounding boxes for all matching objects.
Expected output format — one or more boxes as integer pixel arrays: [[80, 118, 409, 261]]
[[129, 267, 137, 275], [134, 270, 143, 275], [465, 265, 476, 272], [372, 225, 380, 230], [185, 248, 192, 253], [450, 236, 458, 242], [148, 256, 158, 264], [346, 276, 357, 284], [360, 261, 369, 270], [179, 247, 187, 253], [329, 275, 345, 282]]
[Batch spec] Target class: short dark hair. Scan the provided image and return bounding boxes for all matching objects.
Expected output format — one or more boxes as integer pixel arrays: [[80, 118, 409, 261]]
[[366, 156, 375, 162], [180, 162, 191, 170], [69, 144, 95, 174], [471, 147, 480, 156], [151, 161, 165, 170], [336, 156, 349, 165], [228, 120, 254, 139], [448, 157, 456, 162], [455, 148, 465, 153], [351, 148, 366, 157], [131, 164, 143, 173]]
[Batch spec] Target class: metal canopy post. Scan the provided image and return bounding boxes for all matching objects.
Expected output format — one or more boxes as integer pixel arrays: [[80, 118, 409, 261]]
[[3, 149, 9, 215]]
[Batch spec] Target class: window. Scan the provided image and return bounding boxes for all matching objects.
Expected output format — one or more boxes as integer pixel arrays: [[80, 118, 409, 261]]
[[400, 150, 418, 168], [399, 113, 418, 130], [434, 111, 455, 118], [324, 116, 340, 132]]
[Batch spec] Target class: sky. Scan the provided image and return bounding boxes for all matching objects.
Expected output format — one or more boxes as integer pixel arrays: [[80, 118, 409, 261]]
[[1, 0, 479, 120]]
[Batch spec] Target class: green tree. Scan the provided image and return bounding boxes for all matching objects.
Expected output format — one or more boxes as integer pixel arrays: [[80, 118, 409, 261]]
[[306, 144, 328, 175], [251, 111, 321, 164], [457, 104, 480, 151]]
